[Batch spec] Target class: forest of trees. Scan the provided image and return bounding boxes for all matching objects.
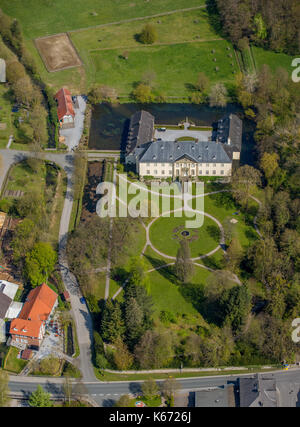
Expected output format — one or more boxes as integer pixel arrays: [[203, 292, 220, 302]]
[[208, 0, 300, 55], [0, 8, 59, 147]]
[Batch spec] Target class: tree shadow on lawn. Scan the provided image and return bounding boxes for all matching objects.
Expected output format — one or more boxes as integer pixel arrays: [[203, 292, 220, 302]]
[[144, 254, 221, 324], [206, 224, 221, 242], [178, 281, 221, 325], [209, 190, 235, 210], [143, 254, 173, 274]]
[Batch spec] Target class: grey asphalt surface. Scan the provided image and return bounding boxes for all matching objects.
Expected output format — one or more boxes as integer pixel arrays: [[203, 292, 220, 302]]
[[7, 368, 300, 407]]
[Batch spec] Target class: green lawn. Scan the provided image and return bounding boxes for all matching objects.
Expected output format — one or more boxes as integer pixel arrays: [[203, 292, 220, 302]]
[[1, 0, 204, 39], [87, 40, 238, 96], [4, 346, 27, 373], [4, 160, 46, 193], [147, 266, 211, 318], [71, 8, 219, 52], [205, 192, 258, 248], [251, 46, 294, 74], [149, 214, 220, 258]]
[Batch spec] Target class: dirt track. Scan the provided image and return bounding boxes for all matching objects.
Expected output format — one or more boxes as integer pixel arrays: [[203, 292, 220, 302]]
[[35, 33, 82, 72]]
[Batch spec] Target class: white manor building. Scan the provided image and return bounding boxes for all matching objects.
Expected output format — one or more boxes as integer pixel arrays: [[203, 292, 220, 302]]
[[125, 111, 242, 180]]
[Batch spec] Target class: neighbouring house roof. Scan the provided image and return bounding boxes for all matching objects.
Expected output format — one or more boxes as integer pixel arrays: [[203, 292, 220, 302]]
[[0, 58, 6, 83], [239, 374, 278, 407], [18, 283, 58, 323], [0, 280, 19, 300], [6, 301, 23, 319], [126, 110, 154, 155], [10, 318, 43, 339], [55, 88, 75, 121], [0, 292, 12, 319], [0, 319, 6, 343], [139, 140, 232, 164], [195, 385, 235, 407]]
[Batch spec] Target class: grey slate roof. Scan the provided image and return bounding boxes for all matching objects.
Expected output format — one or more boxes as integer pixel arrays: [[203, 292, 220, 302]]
[[239, 374, 277, 407], [0, 58, 6, 83], [139, 140, 232, 164], [195, 387, 231, 407], [126, 110, 154, 155], [0, 292, 12, 319], [216, 113, 242, 152]]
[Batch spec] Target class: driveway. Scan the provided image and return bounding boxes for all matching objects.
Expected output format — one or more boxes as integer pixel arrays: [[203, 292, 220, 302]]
[[59, 95, 87, 151]]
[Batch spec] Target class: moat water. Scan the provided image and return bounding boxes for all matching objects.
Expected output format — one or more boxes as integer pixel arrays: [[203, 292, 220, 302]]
[[88, 103, 255, 165]]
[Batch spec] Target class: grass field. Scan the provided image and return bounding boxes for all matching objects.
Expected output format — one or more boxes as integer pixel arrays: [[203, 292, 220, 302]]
[[251, 46, 294, 74], [87, 40, 237, 96], [1, 0, 205, 39]]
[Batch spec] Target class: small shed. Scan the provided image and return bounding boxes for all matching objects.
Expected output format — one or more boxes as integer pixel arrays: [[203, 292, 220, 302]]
[[62, 291, 70, 302], [0, 58, 6, 83], [21, 349, 33, 360], [0, 212, 6, 230]]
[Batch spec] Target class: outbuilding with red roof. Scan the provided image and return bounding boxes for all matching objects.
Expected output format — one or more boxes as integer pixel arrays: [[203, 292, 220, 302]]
[[55, 88, 75, 129]]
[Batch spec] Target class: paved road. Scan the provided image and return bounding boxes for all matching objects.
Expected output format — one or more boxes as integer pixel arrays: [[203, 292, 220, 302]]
[[0, 148, 97, 382], [8, 368, 300, 407]]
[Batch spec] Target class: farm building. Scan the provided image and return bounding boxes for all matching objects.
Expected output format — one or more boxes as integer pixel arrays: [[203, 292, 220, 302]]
[[55, 88, 75, 129]]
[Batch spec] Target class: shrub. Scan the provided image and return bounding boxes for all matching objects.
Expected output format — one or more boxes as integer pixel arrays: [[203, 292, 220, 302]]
[[138, 24, 157, 44]]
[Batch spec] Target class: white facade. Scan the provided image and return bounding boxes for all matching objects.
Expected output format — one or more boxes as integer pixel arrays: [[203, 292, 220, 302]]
[[139, 158, 232, 178]]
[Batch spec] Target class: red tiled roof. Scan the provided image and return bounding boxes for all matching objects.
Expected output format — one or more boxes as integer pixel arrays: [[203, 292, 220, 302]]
[[10, 318, 42, 339], [55, 88, 75, 121], [9, 283, 57, 339], [18, 283, 57, 323]]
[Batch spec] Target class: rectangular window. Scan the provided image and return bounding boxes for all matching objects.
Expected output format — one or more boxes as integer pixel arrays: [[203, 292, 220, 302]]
[[198, 170, 202, 175], [154, 170, 158, 175], [147, 170, 150, 175], [206, 163, 209, 167], [191, 170, 195, 175], [206, 170, 209, 175], [176, 170, 179, 176], [169, 170, 172, 175], [198, 163, 202, 167], [162, 170, 165, 175], [154, 163, 157, 167], [221, 170, 224, 175], [213, 163, 216, 167], [221, 163, 224, 167], [161, 163, 165, 167], [213, 170, 216, 175], [146, 163, 150, 166]]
